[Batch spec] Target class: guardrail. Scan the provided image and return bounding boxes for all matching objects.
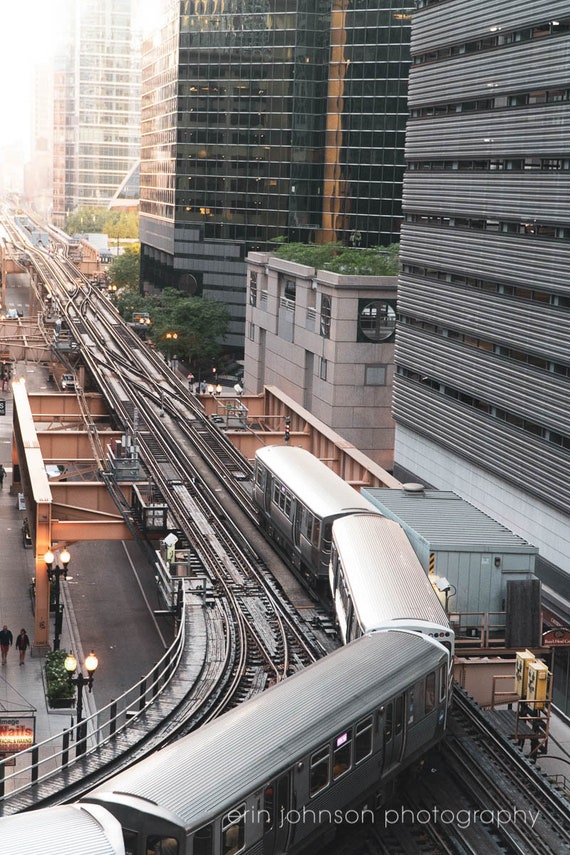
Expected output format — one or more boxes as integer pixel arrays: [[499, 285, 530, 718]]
[[0, 597, 186, 801]]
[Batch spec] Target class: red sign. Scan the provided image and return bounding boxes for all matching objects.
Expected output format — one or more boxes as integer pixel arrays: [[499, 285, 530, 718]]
[[543, 628, 570, 647], [0, 716, 35, 755]]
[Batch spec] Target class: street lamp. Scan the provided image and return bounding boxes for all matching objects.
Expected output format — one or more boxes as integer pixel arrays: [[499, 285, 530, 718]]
[[45, 548, 70, 651], [65, 650, 98, 756]]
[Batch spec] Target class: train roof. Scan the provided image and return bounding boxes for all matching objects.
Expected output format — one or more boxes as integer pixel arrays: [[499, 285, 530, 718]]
[[332, 514, 450, 631], [85, 632, 447, 831], [255, 446, 376, 518], [0, 804, 125, 855]]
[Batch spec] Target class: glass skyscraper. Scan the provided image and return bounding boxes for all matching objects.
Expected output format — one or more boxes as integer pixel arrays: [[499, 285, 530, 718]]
[[140, 1, 412, 348], [52, 0, 141, 222]]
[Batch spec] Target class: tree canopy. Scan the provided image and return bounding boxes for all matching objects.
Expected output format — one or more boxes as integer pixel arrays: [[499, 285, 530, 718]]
[[115, 285, 230, 368]]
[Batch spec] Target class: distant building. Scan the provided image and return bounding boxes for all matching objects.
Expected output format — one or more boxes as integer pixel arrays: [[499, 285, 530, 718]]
[[52, 0, 141, 224], [244, 253, 397, 469]]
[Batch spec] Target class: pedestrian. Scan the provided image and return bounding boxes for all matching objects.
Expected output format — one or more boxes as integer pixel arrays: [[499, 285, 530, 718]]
[[0, 625, 13, 665], [0, 463, 5, 487], [16, 628, 30, 665]]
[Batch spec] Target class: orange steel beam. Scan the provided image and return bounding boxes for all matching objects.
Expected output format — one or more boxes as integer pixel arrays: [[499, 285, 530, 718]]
[[11, 378, 53, 649]]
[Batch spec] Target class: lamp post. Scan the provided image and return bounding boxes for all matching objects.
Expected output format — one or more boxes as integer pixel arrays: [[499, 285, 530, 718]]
[[45, 548, 70, 651], [65, 650, 98, 757]]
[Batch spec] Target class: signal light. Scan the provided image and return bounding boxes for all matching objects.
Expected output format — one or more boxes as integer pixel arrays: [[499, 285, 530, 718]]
[[284, 416, 291, 443]]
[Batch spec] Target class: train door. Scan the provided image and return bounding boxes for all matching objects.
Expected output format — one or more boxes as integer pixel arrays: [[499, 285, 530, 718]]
[[263, 772, 293, 854], [382, 693, 407, 772]]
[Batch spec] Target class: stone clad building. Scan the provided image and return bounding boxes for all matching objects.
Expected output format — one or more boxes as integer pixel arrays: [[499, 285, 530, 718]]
[[244, 253, 397, 469]]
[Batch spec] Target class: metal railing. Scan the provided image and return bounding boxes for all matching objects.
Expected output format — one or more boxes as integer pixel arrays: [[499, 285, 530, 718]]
[[452, 610, 506, 648], [0, 598, 186, 800]]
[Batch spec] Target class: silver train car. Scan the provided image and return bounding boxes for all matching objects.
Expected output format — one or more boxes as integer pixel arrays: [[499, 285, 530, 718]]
[[82, 631, 449, 855], [329, 514, 455, 659], [253, 445, 379, 585], [1, 803, 125, 855]]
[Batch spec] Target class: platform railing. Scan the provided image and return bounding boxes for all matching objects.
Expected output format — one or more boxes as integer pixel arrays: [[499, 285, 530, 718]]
[[0, 597, 186, 801]]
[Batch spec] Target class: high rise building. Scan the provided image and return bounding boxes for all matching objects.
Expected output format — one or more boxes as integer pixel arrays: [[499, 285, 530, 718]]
[[139, 1, 412, 349], [393, 3, 570, 593], [52, 0, 141, 224]]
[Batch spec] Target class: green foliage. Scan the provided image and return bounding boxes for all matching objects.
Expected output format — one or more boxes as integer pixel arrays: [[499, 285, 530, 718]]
[[149, 288, 230, 364], [114, 286, 230, 365], [64, 207, 139, 240], [273, 242, 400, 275], [109, 244, 141, 288], [45, 650, 74, 702]]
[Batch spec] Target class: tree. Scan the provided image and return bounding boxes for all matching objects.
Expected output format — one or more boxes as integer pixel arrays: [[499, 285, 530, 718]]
[[109, 244, 140, 289], [64, 207, 107, 234], [149, 289, 230, 366]]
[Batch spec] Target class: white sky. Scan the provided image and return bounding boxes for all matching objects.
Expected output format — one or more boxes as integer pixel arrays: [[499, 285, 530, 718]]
[[0, 4, 64, 151], [0, 1, 160, 156]]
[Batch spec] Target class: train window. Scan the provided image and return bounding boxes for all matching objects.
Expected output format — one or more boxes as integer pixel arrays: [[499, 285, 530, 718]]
[[384, 706, 393, 743], [412, 679, 425, 720], [273, 481, 292, 517], [394, 695, 404, 736], [338, 573, 351, 622], [222, 804, 245, 855], [123, 830, 138, 855], [323, 522, 333, 553], [439, 664, 447, 702], [310, 745, 330, 796], [333, 729, 352, 779], [354, 716, 373, 763], [193, 824, 213, 855], [147, 835, 179, 854], [426, 672, 436, 713], [263, 784, 275, 830], [312, 518, 320, 547]]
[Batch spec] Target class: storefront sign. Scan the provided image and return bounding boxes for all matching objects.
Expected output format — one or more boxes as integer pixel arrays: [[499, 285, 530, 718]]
[[0, 716, 35, 755]]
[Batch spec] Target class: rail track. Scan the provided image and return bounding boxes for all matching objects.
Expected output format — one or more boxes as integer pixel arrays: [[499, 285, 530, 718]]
[[0, 219, 333, 810], [326, 687, 570, 855]]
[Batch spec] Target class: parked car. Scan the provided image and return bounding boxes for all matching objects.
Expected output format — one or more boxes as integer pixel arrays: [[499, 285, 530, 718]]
[[61, 374, 77, 391]]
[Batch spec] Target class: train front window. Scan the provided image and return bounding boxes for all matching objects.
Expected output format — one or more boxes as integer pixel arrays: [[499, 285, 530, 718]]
[[123, 830, 138, 855], [193, 824, 213, 855], [146, 835, 179, 854]]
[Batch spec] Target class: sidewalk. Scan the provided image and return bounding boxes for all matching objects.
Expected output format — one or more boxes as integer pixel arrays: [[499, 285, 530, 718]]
[[0, 360, 167, 796], [0, 362, 80, 755]]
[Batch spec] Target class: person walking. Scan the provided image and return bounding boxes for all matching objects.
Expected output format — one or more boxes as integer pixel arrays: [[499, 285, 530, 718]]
[[0, 625, 13, 664], [15, 628, 30, 665], [0, 463, 6, 488]]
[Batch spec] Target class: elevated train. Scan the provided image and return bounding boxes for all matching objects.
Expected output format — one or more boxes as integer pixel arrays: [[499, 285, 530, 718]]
[[4, 447, 454, 854], [5, 631, 450, 855], [253, 445, 380, 586], [253, 446, 454, 659]]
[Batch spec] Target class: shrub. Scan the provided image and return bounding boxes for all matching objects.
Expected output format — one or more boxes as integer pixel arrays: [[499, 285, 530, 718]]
[[45, 650, 75, 703]]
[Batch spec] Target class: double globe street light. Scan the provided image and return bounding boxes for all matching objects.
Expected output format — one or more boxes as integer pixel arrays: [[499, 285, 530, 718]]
[[44, 547, 71, 651], [64, 650, 98, 757]]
